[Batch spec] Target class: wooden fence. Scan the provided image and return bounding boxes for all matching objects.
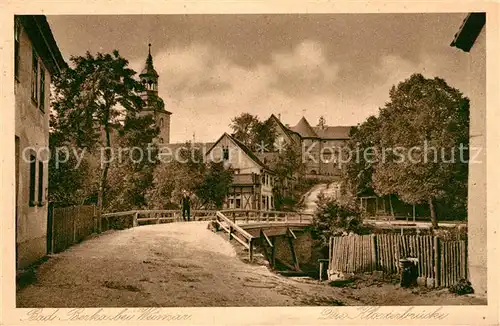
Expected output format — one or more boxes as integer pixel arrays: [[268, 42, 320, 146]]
[[48, 204, 96, 253], [329, 234, 467, 288]]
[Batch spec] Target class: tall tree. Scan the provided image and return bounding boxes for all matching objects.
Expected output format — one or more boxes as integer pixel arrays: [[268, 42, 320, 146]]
[[230, 113, 259, 148], [341, 115, 380, 196], [106, 114, 159, 211], [230, 113, 277, 151], [51, 50, 147, 216], [271, 142, 306, 210], [195, 162, 234, 209], [145, 141, 206, 209], [372, 74, 470, 228], [252, 118, 277, 152]]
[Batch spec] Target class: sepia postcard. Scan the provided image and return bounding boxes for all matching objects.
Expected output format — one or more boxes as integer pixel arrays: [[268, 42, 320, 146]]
[[1, 1, 499, 325]]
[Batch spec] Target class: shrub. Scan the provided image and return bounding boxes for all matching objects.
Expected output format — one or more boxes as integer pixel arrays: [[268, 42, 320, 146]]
[[449, 279, 474, 295], [311, 192, 363, 247]]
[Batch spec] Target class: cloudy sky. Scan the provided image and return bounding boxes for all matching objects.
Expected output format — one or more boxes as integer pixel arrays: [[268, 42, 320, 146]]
[[47, 14, 472, 143]]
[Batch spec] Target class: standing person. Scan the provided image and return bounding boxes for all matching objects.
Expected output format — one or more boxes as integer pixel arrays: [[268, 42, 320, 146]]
[[182, 190, 191, 221]]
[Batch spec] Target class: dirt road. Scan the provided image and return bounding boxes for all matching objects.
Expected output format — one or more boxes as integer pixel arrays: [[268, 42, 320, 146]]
[[302, 182, 340, 213], [17, 222, 485, 307], [16, 222, 352, 307]]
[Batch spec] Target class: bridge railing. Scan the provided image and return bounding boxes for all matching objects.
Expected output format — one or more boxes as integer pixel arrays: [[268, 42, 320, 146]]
[[214, 211, 256, 261], [100, 209, 219, 230], [99, 209, 314, 232], [219, 209, 314, 224]]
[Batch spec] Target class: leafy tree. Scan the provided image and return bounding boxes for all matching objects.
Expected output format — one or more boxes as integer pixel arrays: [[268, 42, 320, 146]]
[[341, 115, 380, 196], [271, 142, 306, 210], [145, 161, 182, 209], [51, 50, 148, 216], [230, 113, 277, 151], [372, 74, 469, 228], [48, 132, 97, 205], [105, 114, 159, 211], [230, 113, 259, 148], [195, 162, 233, 209], [252, 118, 277, 152], [312, 192, 363, 247], [145, 142, 206, 209]]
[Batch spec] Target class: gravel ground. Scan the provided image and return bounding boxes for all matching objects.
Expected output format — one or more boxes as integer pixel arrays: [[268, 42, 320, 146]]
[[16, 222, 485, 307]]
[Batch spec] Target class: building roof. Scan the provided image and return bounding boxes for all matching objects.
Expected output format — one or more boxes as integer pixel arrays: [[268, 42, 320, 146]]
[[163, 142, 215, 155], [18, 15, 67, 74], [450, 13, 486, 52], [206, 133, 273, 172], [289, 116, 318, 138], [268, 114, 300, 143], [288, 116, 353, 139], [312, 126, 352, 139]]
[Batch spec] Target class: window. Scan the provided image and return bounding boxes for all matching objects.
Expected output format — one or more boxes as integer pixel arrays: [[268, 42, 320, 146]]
[[14, 19, 20, 80], [29, 154, 36, 206], [31, 50, 38, 103], [39, 68, 45, 112], [235, 198, 241, 209], [37, 161, 44, 205], [159, 118, 164, 127], [223, 148, 229, 160]]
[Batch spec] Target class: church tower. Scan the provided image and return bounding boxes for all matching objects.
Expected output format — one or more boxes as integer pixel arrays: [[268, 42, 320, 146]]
[[138, 43, 171, 144]]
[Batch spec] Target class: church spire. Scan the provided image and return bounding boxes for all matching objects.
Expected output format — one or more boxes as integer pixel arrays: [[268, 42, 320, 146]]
[[140, 43, 159, 83]]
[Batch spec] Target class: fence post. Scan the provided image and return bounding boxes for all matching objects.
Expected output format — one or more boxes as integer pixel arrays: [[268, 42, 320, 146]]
[[246, 211, 249, 224], [249, 238, 254, 262], [299, 213, 302, 223], [72, 207, 77, 244], [371, 234, 377, 270], [133, 212, 138, 227], [433, 236, 440, 287], [49, 203, 55, 254]]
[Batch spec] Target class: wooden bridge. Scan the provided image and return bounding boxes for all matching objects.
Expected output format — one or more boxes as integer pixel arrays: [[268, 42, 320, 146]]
[[100, 209, 314, 271], [212, 210, 313, 268]]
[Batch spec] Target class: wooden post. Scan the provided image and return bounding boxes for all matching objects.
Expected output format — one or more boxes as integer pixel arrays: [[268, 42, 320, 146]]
[[389, 195, 394, 219], [413, 204, 416, 223], [271, 236, 276, 266], [133, 212, 138, 227], [299, 213, 302, 223], [319, 261, 324, 281], [246, 211, 249, 224], [72, 207, 77, 244], [433, 236, 440, 287], [259, 232, 271, 266], [287, 237, 300, 271], [249, 238, 254, 262], [49, 203, 55, 254], [229, 226, 233, 241], [371, 234, 377, 270]]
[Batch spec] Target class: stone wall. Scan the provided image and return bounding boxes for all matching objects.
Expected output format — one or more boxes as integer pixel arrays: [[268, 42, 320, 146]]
[[273, 232, 313, 267]]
